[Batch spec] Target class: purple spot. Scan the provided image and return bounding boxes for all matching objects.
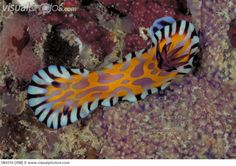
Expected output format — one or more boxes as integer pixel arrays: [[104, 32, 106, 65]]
[[72, 79, 89, 89], [121, 79, 129, 84], [133, 78, 155, 87], [151, 69, 158, 75], [120, 62, 130, 71], [76, 86, 109, 98], [57, 91, 74, 101], [91, 92, 102, 98], [98, 73, 124, 83], [158, 70, 170, 76], [130, 60, 145, 78], [148, 63, 155, 70], [111, 87, 130, 96]]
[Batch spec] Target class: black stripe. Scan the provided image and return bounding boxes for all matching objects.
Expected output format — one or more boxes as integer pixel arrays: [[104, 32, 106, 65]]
[[57, 112, 62, 128], [88, 102, 92, 112], [80, 68, 84, 73], [156, 51, 163, 69], [67, 110, 72, 125], [178, 72, 187, 75], [49, 119, 53, 128], [44, 67, 57, 79], [98, 99, 103, 106], [147, 89, 152, 95], [161, 28, 165, 40], [42, 109, 54, 126], [30, 100, 48, 112], [63, 67, 70, 74], [154, 33, 158, 41], [189, 52, 197, 58], [57, 66, 63, 74], [135, 94, 142, 100], [142, 48, 148, 54], [113, 61, 119, 65], [51, 81, 61, 88], [159, 20, 173, 27], [168, 24, 172, 37], [152, 26, 158, 33], [29, 80, 47, 89], [176, 21, 181, 33], [191, 43, 199, 50], [118, 96, 123, 102], [190, 30, 197, 39], [76, 107, 81, 120], [27, 93, 46, 99], [166, 67, 176, 72], [63, 105, 70, 115], [35, 72, 43, 80], [35, 108, 45, 119], [131, 52, 136, 58], [67, 68, 75, 75], [184, 21, 189, 34], [184, 65, 192, 69], [69, 68, 77, 75], [110, 97, 114, 106]]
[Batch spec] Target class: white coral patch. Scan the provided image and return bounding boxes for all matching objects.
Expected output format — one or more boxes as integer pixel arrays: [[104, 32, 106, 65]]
[[13, 0, 38, 9]]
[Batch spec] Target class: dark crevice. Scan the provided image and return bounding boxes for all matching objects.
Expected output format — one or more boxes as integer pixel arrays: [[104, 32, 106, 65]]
[[106, 5, 127, 18], [4, 0, 12, 5], [43, 26, 79, 66], [176, 0, 191, 15], [80, 0, 95, 7]]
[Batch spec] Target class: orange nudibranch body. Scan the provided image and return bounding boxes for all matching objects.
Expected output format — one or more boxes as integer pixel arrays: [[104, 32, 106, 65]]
[[27, 17, 200, 129]]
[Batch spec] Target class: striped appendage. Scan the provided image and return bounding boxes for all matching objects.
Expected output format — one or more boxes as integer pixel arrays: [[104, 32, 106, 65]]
[[27, 18, 200, 129]]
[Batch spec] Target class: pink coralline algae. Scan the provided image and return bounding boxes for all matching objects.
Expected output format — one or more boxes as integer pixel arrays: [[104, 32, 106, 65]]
[[99, 0, 132, 14], [123, 33, 150, 54], [0, 15, 44, 80], [129, 0, 174, 27], [99, 0, 191, 27], [99, 0, 191, 54], [40, 0, 191, 58], [42, 9, 115, 59], [28, 16, 47, 42]]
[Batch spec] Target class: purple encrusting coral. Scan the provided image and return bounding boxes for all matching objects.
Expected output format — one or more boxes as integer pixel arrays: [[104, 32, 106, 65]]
[[0, 0, 236, 159], [91, 74, 236, 158]]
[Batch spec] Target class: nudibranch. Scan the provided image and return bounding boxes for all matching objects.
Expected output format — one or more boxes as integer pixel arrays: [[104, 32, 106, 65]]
[[27, 17, 200, 129]]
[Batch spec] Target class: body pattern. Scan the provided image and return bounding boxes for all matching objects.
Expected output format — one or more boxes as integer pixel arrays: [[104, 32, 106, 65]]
[[27, 17, 200, 129]]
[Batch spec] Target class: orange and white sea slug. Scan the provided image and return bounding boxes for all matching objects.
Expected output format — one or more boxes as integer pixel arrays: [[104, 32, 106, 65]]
[[27, 17, 200, 129]]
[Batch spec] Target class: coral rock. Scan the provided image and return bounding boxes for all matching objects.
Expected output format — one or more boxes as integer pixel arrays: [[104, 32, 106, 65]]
[[228, 19, 236, 48], [0, 15, 42, 80]]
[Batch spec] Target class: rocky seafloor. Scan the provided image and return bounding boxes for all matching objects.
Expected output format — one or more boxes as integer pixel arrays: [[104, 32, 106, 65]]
[[0, 0, 235, 159]]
